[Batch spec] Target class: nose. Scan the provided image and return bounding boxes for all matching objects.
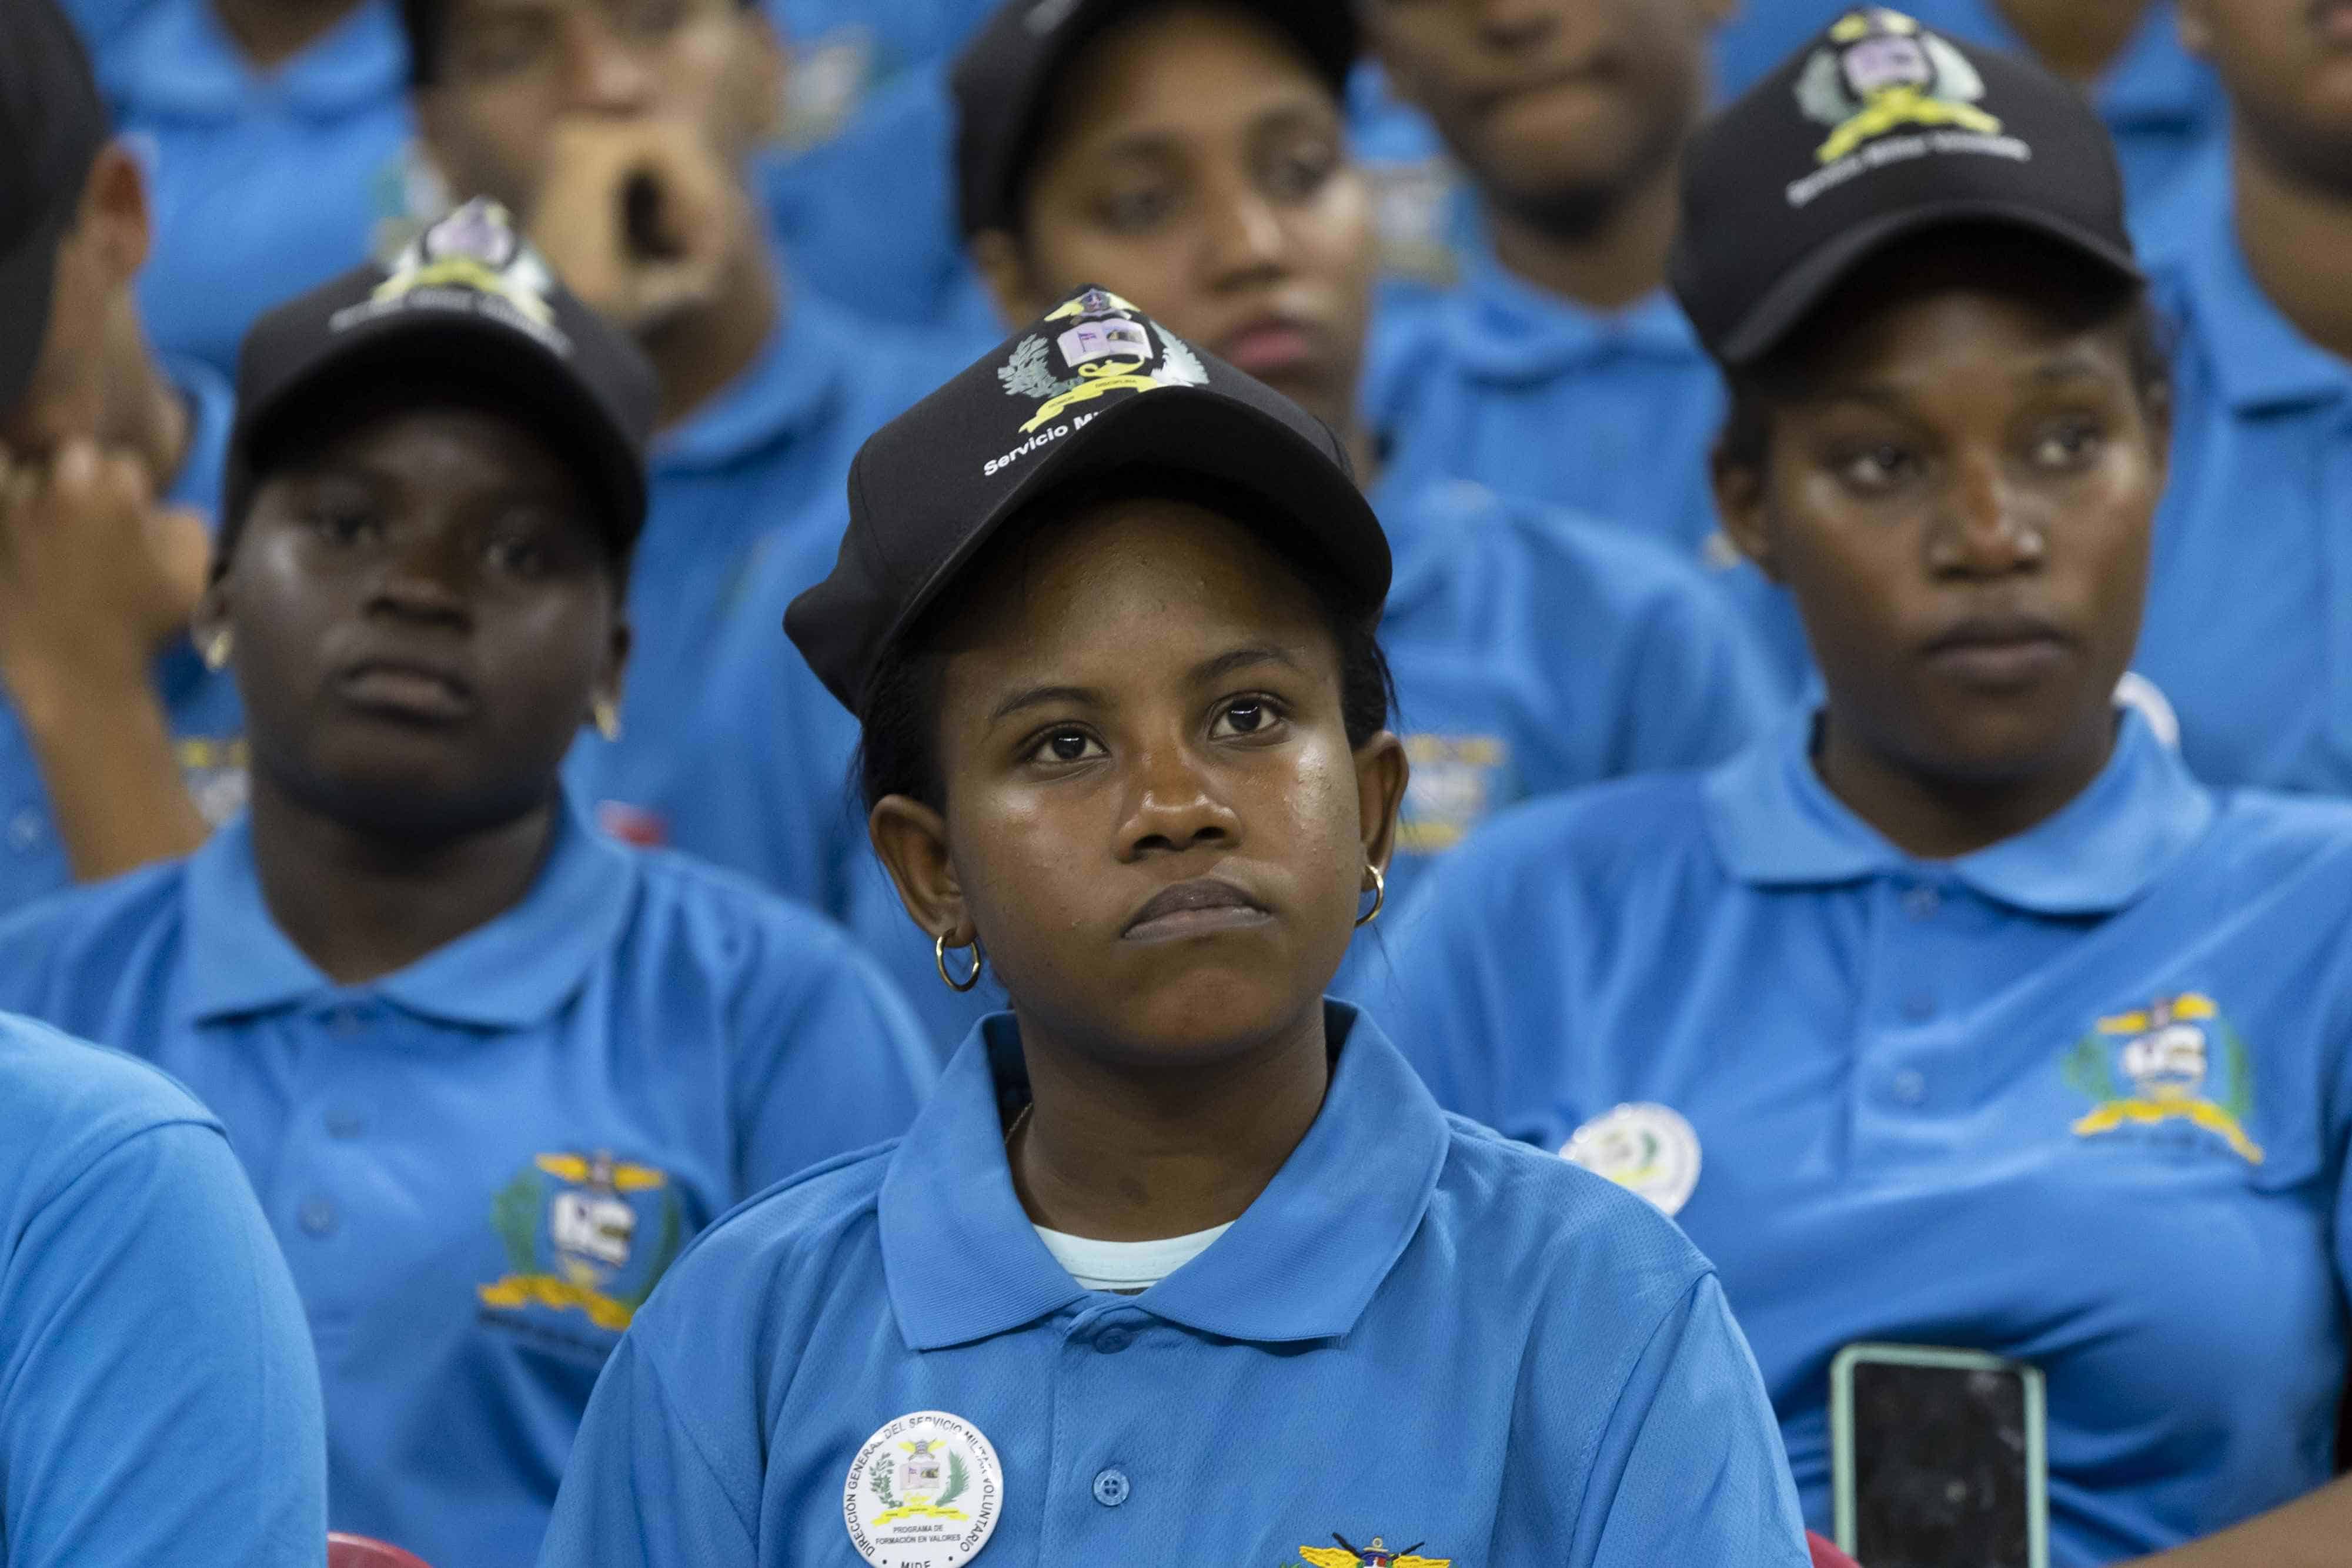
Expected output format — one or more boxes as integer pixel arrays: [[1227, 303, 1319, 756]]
[[1200, 174, 1289, 292], [1469, 0, 1559, 51], [1926, 450, 2047, 577], [1117, 737, 1242, 861], [559, 11, 656, 116], [367, 527, 475, 628]]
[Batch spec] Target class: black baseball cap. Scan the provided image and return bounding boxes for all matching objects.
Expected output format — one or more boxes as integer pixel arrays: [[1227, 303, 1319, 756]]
[[0, 0, 111, 412], [951, 0, 1357, 238], [788, 284, 1388, 712], [222, 198, 660, 555], [1670, 6, 2141, 367]]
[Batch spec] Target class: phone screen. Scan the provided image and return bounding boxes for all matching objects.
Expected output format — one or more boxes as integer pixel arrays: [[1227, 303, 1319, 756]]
[[1849, 1359, 2034, 1568]]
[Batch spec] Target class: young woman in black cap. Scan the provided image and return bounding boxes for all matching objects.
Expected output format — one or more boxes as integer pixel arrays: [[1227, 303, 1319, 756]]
[[541, 287, 1811, 1568], [1385, 11, 2352, 1564], [0, 199, 935, 1568]]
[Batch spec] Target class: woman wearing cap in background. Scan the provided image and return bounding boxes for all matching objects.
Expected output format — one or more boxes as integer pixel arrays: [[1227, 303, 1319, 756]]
[[1385, 13, 2352, 1564], [539, 288, 1811, 1568], [669, 0, 1788, 1052], [0, 199, 937, 1568]]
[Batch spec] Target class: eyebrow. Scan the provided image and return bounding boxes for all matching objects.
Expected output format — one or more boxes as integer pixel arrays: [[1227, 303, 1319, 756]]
[[982, 646, 1305, 726], [1813, 349, 2119, 410]]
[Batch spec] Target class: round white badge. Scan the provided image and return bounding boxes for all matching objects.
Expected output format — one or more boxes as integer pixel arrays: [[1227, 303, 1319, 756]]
[[843, 1410, 1004, 1568], [1561, 1103, 1702, 1216]]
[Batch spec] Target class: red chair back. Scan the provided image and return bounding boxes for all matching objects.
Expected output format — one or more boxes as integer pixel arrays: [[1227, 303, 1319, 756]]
[[1807, 1530, 1860, 1568], [327, 1533, 435, 1568]]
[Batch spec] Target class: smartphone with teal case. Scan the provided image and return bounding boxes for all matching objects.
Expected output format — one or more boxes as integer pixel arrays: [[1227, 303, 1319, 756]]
[[1830, 1342, 2049, 1568]]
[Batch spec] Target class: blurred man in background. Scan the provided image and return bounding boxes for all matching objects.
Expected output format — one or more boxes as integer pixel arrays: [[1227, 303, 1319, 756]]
[[0, 0, 242, 915], [400, 0, 959, 847]]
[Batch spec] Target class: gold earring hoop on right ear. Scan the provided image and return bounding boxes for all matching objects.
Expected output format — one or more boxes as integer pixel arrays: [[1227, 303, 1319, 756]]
[[201, 629, 233, 671], [1356, 863, 1385, 928], [936, 931, 984, 992]]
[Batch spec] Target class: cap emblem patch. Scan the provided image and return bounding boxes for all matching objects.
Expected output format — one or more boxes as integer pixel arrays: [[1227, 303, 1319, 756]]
[[996, 290, 1208, 440], [327, 197, 571, 350], [1797, 8, 1997, 164]]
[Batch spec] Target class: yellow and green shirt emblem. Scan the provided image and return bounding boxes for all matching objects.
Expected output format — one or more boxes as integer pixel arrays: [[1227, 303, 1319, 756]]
[[2063, 992, 2263, 1164]]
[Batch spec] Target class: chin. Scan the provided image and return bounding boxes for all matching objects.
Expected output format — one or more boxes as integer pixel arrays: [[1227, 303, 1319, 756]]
[[290, 747, 552, 843], [1099, 964, 1322, 1068]]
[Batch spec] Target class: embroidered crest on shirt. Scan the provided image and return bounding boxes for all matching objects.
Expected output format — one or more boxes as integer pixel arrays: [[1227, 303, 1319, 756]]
[[476, 1149, 684, 1331], [989, 288, 1209, 458], [1785, 11, 2028, 208], [1293, 1534, 1452, 1567], [2063, 993, 2264, 1164], [1398, 734, 1509, 854], [173, 736, 248, 827]]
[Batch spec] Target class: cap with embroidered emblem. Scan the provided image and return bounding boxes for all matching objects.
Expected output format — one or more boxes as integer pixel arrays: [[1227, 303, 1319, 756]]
[[786, 284, 1388, 712], [1671, 5, 2141, 367], [220, 197, 660, 554]]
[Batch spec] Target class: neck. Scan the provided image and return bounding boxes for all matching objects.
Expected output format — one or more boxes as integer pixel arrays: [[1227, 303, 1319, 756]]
[[210, 0, 363, 68], [1483, 166, 1681, 313], [98, 303, 191, 496], [1007, 1002, 1331, 1241], [2232, 131, 2352, 362], [643, 234, 780, 430], [246, 772, 559, 985], [1990, 0, 2148, 83], [1813, 707, 2117, 860]]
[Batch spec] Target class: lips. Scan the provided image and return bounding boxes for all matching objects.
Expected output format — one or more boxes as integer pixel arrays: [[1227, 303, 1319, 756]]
[[1121, 877, 1273, 944], [336, 657, 476, 722], [1921, 613, 2076, 688], [1214, 317, 1323, 381]]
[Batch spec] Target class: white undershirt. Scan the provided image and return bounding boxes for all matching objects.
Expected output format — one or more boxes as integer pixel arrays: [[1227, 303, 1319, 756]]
[[1033, 1222, 1233, 1295]]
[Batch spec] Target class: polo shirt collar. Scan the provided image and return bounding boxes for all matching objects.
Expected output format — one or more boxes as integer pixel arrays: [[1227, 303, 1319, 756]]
[[163, 355, 235, 525], [2160, 151, 2352, 414], [2090, 1, 2215, 130], [878, 1002, 1451, 1351], [181, 794, 637, 1027], [1703, 705, 2215, 915], [1439, 242, 1703, 384], [117, 0, 407, 118], [652, 274, 846, 473]]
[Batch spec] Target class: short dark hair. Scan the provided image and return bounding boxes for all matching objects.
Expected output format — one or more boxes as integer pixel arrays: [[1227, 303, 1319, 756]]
[[398, 0, 757, 88], [1716, 226, 2173, 474], [853, 467, 1395, 814]]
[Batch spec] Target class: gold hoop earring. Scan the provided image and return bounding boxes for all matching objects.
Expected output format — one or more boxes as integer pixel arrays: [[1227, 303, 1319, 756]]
[[1356, 862, 1385, 928], [592, 697, 622, 741], [201, 629, 233, 671], [935, 931, 983, 992]]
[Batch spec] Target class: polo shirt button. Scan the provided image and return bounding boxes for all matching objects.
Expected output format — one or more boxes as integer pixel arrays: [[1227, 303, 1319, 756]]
[[297, 1198, 338, 1236], [329, 1007, 366, 1037], [325, 1109, 365, 1139], [1095, 1328, 1132, 1355], [1902, 884, 1940, 920], [1901, 994, 1935, 1022], [1891, 1069, 1927, 1105], [7, 810, 42, 850], [1091, 1468, 1130, 1507]]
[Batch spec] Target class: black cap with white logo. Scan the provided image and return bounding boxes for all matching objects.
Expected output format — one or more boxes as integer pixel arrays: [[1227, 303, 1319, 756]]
[[950, 0, 1357, 238], [787, 284, 1387, 712], [222, 198, 660, 554], [0, 0, 111, 412], [1669, 5, 2141, 367]]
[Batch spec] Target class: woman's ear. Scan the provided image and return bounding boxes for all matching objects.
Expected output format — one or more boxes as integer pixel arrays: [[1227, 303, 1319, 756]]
[[1711, 442, 1783, 583], [1354, 730, 1409, 877], [869, 794, 971, 946], [968, 229, 1049, 329]]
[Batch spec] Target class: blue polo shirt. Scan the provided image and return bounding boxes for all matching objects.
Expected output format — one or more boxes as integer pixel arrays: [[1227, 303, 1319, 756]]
[[0, 799, 938, 1568], [564, 286, 958, 846], [639, 473, 1788, 1052], [0, 1011, 325, 1568], [94, 0, 415, 378], [1709, 0, 2219, 208], [0, 357, 243, 915], [1363, 249, 1808, 688], [1383, 707, 2352, 1565], [539, 1003, 1812, 1568], [2123, 151, 2352, 794]]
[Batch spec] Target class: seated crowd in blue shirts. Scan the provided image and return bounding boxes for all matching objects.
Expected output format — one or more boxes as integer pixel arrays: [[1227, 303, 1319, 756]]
[[9, 0, 2352, 1562]]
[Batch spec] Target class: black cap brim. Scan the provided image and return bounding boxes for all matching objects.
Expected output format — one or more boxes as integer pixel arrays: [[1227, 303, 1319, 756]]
[[796, 383, 1387, 711], [1715, 202, 2143, 368], [0, 206, 69, 414], [224, 308, 649, 552]]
